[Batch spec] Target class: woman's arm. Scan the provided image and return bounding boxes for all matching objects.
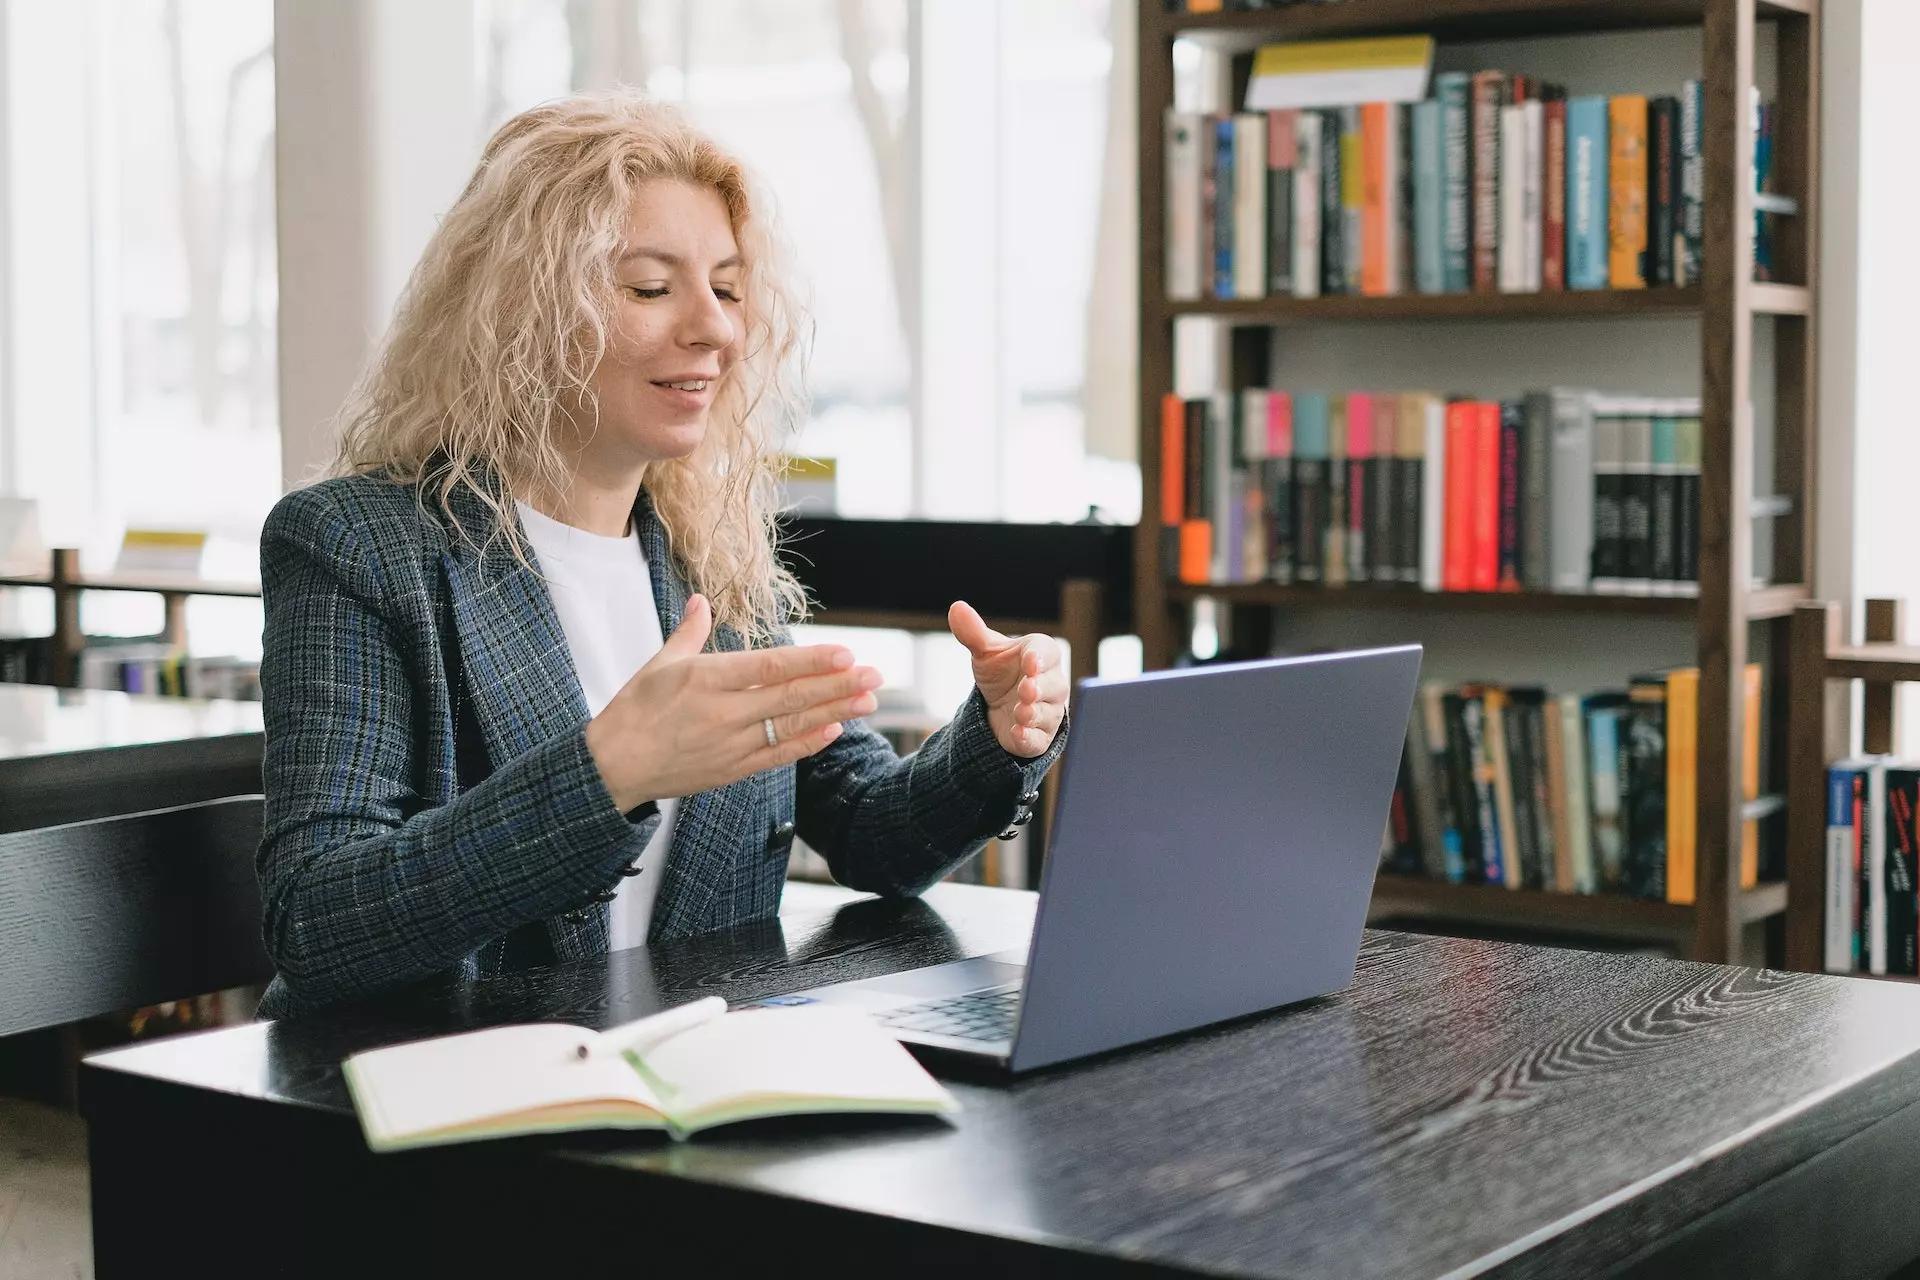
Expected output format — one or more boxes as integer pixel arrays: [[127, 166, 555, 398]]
[[257, 486, 640, 1007], [794, 668, 1069, 897]]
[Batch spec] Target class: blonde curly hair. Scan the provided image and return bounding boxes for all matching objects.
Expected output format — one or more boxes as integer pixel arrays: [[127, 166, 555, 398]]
[[331, 90, 812, 646]]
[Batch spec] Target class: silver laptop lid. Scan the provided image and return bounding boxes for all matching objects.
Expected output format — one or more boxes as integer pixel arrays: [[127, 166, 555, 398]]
[[1008, 644, 1422, 1073]]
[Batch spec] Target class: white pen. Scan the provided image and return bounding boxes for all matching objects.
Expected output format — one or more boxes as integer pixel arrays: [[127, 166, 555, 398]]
[[575, 995, 728, 1061]]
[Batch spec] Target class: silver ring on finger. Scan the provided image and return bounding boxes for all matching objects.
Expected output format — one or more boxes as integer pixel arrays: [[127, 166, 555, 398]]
[[763, 717, 779, 748]]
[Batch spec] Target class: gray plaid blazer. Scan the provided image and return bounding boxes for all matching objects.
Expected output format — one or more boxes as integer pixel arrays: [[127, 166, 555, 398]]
[[254, 473, 1065, 1018]]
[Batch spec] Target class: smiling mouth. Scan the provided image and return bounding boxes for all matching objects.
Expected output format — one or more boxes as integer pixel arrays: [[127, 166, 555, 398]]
[[651, 379, 711, 392]]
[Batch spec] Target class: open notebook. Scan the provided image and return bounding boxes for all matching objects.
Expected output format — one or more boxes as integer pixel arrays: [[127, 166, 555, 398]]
[[343, 997, 959, 1149]]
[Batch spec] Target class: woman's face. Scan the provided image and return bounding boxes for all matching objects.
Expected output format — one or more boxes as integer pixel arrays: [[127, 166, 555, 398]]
[[583, 179, 744, 467]]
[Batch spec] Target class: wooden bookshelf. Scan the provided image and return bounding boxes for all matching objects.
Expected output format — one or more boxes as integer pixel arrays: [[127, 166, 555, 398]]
[[1136, 0, 1821, 962], [1785, 598, 1914, 974], [0, 550, 265, 686]]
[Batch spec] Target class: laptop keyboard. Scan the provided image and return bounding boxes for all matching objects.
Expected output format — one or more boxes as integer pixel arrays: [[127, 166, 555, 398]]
[[874, 985, 1022, 1042]]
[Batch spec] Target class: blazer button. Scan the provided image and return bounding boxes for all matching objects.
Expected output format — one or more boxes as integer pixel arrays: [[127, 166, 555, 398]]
[[618, 860, 644, 877], [767, 820, 796, 850], [1019, 788, 1041, 805], [590, 888, 620, 904]]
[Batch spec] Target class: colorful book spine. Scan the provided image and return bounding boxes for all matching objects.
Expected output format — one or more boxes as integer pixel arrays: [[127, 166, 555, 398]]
[[1471, 401, 1501, 592], [1827, 764, 1861, 972], [1497, 399, 1523, 590], [1345, 392, 1374, 583], [1412, 99, 1445, 295], [1160, 394, 1185, 580], [1625, 675, 1668, 900], [1460, 691, 1507, 885], [1213, 116, 1237, 298], [1607, 95, 1649, 288], [1590, 411, 1625, 593], [1543, 94, 1567, 291], [1265, 391, 1295, 585], [1485, 687, 1525, 889], [1664, 667, 1699, 905], [1360, 102, 1392, 297], [1649, 409, 1680, 594], [1443, 400, 1475, 591], [1420, 395, 1447, 591], [1266, 109, 1296, 296], [1292, 111, 1322, 299], [1549, 388, 1594, 592], [1559, 694, 1596, 892], [1566, 96, 1610, 289], [1649, 96, 1678, 286], [1232, 113, 1268, 300], [1320, 110, 1344, 294], [1437, 71, 1473, 293], [1470, 71, 1505, 293], [1498, 103, 1527, 293], [1586, 694, 1630, 891], [1521, 391, 1551, 591], [1680, 80, 1704, 286], [1618, 406, 1655, 594], [1395, 393, 1425, 584], [1887, 768, 1918, 976], [1291, 392, 1328, 584], [1340, 106, 1364, 294]]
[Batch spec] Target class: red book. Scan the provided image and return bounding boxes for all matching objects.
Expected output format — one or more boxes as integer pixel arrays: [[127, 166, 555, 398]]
[[1543, 96, 1567, 291], [1443, 401, 1476, 590], [1471, 401, 1502, 591], [1360, 103, 1391, 296], [1266, 389, 1293, 456], [1160, 394, 1184, 526]]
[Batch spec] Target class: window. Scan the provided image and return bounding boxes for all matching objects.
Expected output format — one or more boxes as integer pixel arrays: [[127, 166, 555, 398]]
[[0, 0, 277, 656]]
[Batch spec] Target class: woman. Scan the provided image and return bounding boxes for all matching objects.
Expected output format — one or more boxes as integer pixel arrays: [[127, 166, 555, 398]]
[[255, 92, 1070, 1018]]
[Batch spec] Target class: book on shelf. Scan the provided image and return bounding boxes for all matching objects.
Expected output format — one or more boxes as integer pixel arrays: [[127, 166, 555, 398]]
[[1825, 759, 1920, 978], [342, 996, 958, 1151], [1162, 69, 1773, 303], [1382, 666, 1764, 905], [1158, 388, 1709, 598]]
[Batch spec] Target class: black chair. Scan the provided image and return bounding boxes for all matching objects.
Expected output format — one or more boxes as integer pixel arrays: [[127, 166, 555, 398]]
[[0, 795, 273, 1038]]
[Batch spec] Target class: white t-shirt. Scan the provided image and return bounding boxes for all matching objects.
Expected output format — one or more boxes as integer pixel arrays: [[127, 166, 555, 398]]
[[516, 500, 677, 952]]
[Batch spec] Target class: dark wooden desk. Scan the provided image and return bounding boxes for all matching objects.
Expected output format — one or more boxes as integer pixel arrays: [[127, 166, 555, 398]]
[[0, 685, 261, 830], [81, 883, 1920, 1279]]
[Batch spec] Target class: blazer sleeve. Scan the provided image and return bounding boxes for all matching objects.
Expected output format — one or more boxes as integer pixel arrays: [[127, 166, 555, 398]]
[[792, 645, 1070, 897], [256, 487, 641, 1007]]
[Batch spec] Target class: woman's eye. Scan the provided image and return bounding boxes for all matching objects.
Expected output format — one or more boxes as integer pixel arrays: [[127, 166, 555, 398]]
[[628, 286, 669, 299], [715, 289, 742, 303]]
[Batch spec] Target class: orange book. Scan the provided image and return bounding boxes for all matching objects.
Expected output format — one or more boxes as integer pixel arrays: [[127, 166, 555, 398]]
[[1187, 0, 1224, 11], [1360, 102, 1391, 296], [1608, 95, 1649, 288], [1470, 401, 1501, 591], [1443, 401, 1475, 590], [1178, 521, 1212, 584], [1160, 393, 1184, 527], [1665, 667, 1700, 905], [1741, 662, 1762, 888]]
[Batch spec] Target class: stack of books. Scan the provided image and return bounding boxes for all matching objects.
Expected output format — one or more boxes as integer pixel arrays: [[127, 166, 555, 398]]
[[1166, 75, 1784, 299], [1161, 387, 1701, 596], [1823, 759, 1920, 976], [1383, 667, 1764, 904]]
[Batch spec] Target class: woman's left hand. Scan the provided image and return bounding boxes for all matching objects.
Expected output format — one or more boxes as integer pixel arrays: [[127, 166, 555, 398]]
[[947, 601, 1069, 759]]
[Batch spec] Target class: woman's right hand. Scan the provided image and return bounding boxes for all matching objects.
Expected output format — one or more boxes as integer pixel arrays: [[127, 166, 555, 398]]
[[583, 593, 883, 812]]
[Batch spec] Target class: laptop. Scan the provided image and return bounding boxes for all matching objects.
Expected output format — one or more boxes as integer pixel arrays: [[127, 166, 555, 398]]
[[756, 643, 1423, 1075]]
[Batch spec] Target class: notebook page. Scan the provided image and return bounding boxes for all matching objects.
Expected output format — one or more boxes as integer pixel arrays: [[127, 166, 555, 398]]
[[642, 1007, 955, 1119], [347, 1023, 660, 1141]]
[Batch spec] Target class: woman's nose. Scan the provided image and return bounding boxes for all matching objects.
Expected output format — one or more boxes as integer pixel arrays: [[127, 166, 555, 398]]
[[681, 290, 736, 351]]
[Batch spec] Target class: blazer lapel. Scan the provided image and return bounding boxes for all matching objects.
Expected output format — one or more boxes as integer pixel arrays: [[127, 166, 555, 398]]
[[635, 488, 756, 941], [439, 489, 591, 768]]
